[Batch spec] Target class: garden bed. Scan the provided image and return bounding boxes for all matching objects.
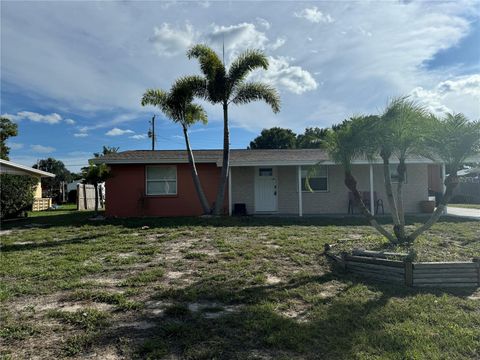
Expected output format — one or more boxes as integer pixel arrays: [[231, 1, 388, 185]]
[[325, 245, 480, 288]]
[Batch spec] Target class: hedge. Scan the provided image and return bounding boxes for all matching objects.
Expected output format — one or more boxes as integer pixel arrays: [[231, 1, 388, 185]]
[[1, 174, 39, 219]]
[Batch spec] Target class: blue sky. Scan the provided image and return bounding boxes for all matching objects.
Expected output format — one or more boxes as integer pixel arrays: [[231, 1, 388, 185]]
[[1, 0, 479, 172]]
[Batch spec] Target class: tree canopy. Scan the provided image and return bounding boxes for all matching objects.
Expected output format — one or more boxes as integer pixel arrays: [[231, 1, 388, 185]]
[[33, 158, 72, 200], [0, 117, 18, 160], [248, 126, 329, 149]]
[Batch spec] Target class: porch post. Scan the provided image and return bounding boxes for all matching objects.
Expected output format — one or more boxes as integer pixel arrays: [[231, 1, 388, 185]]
[[369, 164, 374, 215], [228, 167, 232, 216], [441, 163, 447, 214], [297, 165, 303, 217]]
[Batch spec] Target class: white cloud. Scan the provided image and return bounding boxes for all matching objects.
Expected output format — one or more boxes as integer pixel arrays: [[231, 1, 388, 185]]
[[150, 23, 197, 57], [3, 111, 62, 124], [105, 127, 135, 136], [251, 56, 318, 94], [207, 23, 269, 56], [294, 6, 334, 24], [31, 144, 55, 153], [74, 133, 88, 137], [410, 74, 480, 118], [65, 118, 76, 125], [256, 17, 271, 30], [8, 142, 24, 150], [130, 134, 147, 139], [269, 37, 286, 50]]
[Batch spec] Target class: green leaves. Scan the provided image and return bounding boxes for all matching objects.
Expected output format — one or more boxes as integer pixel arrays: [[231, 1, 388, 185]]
[[141, 77, 208, 128], [228, 49, 269, 89], [231, 82, 280, 113]]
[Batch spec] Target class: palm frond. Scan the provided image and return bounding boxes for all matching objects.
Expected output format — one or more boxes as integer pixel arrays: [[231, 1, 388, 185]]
[[231, 81, 280, 113], [185, 103, 208, 126], [228, 49, 269, 89], [141, 89, 169, 109], [425, 113, 480, 170], [187, 44, 224, 82]]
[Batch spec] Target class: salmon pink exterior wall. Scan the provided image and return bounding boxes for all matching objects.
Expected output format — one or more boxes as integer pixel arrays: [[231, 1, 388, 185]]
[[105, 163, 226, 217]]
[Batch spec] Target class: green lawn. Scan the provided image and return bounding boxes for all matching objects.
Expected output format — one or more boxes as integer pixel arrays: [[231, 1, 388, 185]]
[[0, 210, 479, 359], [449, 203, 480, 210]]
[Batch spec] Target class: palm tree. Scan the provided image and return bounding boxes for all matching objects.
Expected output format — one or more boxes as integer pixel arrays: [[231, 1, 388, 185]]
[[187, 45, 281, 215], [324, 116, 397, 243], [326, 109, 479, 246], [375, 97, 430, 241], [141, 77, 211, 214], [407, 113, 480, 242], [82, 162, 111, 216]]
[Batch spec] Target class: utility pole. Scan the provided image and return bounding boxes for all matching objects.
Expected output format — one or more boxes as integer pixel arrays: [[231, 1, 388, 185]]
[[148, 115, 156, 150]]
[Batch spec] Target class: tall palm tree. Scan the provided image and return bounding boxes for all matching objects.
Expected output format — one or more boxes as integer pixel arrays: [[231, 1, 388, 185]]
[[187, 45, 281, 215], [141, 77, 211, 214]]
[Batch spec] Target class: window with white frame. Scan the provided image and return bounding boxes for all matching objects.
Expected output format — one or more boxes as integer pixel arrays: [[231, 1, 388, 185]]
[[301, 165, 328, 192], [146, 166, 177, 195], [389, 164, 407, 183]]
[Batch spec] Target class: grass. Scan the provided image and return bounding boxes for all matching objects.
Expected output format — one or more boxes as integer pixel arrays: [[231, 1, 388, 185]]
[[0, 209, 479, 359], [449, 203, 480, 210]]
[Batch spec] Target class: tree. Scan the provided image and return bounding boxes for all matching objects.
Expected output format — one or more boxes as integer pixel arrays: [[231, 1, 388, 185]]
[[141, 77, 211, 214], [324, 99, 480, 246], [81, 162, 111, 215], [33, 158, 72, 201], [0, 174, 38, 219], [0, 117, 18, 160], [187, 45, 281, 215], [94, 146, 119, 158], [296, 127, 328, 149], [248, 127, 297, 149], [407, 113, 480, 242]]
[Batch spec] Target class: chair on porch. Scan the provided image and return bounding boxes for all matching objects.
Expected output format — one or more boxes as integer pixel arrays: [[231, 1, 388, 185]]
[[348, 191, 384, 215]]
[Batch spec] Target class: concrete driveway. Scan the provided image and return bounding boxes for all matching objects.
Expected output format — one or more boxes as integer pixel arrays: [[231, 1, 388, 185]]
[[446, 206, 480, 220]]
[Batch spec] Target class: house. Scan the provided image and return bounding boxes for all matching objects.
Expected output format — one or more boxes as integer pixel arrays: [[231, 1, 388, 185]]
[[0, 159, 56, 211], [93, 149, 445, 218]]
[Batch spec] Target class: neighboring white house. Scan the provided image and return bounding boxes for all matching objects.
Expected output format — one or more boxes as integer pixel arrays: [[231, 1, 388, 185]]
[[0, 159, 55, 211]]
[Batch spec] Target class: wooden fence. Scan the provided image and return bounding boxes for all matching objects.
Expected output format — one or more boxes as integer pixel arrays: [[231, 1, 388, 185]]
[[32, 198, 52, 211], [326, 247, 479, 288]]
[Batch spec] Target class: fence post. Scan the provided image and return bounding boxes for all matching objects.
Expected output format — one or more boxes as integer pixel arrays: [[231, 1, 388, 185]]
[[473, 258, 480, 287], [404, 261, 413, 287]]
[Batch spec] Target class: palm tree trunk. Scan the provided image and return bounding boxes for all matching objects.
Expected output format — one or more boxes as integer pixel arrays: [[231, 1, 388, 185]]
[[182, 124, 211, 215], [213, 102, 230, 216], [407, 174, 458, 243], [381, 154, 400, 226], [394, 160, 407, 242], [345, 171, 397, 243]]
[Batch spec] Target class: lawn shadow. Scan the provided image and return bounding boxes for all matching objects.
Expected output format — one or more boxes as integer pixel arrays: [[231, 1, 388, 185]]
[[88, 272, 472, 359], [1, 211, 475, 231], [0, 233, 105, 252]]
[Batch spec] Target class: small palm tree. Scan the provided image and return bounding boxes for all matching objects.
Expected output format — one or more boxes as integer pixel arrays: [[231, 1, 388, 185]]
[[187, 45, 281, 215], [407, 113, 480, 242], [142, 77, 211, 214], [324, 116, 397, 243]]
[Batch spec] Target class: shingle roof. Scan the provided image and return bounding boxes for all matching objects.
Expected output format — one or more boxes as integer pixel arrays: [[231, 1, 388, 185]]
[[92, 149, 438, 166]]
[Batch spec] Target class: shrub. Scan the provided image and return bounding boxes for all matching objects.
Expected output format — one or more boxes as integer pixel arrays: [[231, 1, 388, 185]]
[[0, 174, 38, 219]]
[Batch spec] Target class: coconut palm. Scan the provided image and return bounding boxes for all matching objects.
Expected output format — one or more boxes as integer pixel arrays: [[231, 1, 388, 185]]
[[407, 113, 480, 242], [187, 45, 281, 215], [141, 77, 211, 214]]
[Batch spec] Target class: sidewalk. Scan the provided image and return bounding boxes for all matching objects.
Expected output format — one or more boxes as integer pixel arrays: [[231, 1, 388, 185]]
[[446, 207, 480, 220]]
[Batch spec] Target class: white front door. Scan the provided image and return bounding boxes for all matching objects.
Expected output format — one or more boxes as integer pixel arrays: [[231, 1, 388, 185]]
[[255, 167, 278, 212]]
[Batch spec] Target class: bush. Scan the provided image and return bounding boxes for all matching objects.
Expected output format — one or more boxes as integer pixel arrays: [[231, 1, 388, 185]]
[[0, 174, 38, 219]]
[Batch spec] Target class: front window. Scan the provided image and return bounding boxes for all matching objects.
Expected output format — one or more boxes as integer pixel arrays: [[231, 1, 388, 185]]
[[301, 165, 328, 192], [146, 166, 177, 195]]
